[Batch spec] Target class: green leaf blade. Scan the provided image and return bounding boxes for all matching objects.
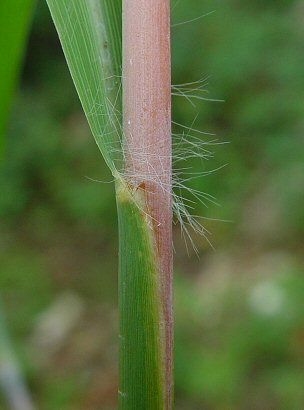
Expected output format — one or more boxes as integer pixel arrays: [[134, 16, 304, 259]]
[[46, 0, 122, 173]]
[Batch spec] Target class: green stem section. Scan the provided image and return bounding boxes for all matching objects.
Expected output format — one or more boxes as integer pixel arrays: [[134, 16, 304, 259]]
[[116, 178, 165, 409]]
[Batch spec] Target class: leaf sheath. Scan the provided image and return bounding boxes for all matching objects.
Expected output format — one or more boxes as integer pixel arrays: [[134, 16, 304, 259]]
[[116, 179, 165, 409]]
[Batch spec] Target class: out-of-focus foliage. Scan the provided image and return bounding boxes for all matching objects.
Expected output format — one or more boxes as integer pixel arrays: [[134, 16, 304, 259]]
[[0, 0, 303, 409], [172, 0, 304, 243], [0, 0, 33, 156], [175, 260, 304, 409]]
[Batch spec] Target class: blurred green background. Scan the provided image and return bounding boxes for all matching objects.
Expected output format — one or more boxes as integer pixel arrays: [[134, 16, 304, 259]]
[[1, 0, 304, 409]]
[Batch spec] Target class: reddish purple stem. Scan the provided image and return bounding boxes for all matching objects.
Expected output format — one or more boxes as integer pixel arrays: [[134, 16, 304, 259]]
[[122, 0, 173, 407]]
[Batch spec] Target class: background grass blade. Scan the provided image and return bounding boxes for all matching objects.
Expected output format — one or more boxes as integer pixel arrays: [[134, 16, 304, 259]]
[[45, 0, 122, 173], [0, 0, 34, 157], [0, 301, 36, 410]]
